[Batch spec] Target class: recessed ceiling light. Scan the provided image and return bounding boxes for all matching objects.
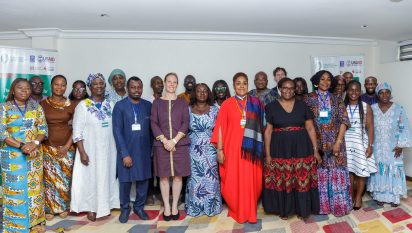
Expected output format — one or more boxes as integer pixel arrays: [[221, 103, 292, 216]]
[[100, 13, 110, 17], [361, 25, 368, 28], [390, 0, 403, 2]]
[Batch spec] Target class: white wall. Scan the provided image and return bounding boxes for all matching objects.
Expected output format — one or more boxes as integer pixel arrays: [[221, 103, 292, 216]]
[[377, 60, 412, 176], [56, 38, 375, 99], [0, 39, 32, 48]]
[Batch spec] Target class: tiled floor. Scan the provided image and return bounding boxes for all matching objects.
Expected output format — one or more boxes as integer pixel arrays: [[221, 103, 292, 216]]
[[2, 188, 412, 232]]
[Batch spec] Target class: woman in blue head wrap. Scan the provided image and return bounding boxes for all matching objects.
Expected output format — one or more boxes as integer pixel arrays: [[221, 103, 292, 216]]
[[70, 73, 120, 221], [367, 82, 412, 207], [106, 69, 127, 103]]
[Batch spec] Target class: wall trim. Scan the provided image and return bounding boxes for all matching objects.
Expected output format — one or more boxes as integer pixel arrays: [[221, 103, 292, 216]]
[[0, 28, 378, 46]]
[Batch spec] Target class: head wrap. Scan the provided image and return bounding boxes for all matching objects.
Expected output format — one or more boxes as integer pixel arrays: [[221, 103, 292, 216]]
[[375, 82, 392, 95], [108, 69, 126, 86], [86, 73, 105, 87]]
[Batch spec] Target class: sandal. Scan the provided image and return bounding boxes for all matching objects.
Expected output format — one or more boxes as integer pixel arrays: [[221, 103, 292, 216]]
[[45, 214, 54, 221], [280, 216, 288, 220], [391, 203, 399, 207], [87, 212, 97, 222], [376, 201, 384, 206], [59, 211, 69, 219], [30, 223, 46, 233]]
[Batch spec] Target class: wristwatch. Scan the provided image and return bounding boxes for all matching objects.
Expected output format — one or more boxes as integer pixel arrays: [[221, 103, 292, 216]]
[[32, 140, 40, 146], [18, 142, 25, 149]]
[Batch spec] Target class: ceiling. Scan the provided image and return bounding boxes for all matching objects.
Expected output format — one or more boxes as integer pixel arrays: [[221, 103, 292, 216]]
[[0, 0, 411, 41]]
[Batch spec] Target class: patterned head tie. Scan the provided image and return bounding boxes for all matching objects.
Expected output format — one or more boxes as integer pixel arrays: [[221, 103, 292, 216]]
[[86, 73, 105, 87], [375, 82, 392, 94]]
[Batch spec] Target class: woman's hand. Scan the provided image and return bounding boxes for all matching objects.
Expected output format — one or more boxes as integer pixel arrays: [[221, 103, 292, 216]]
[[163, 139, 176, 152], [57, 145, 69, 157], [332, 142, 341, 157], [314, 150, 322, 165], [217, 150, 225, 165], [21, 142, 37, 154], [265, 155, 271, 165], [80, 151, 90, 166], [366, 145, 373, 158], [393, 146, 403, 158]]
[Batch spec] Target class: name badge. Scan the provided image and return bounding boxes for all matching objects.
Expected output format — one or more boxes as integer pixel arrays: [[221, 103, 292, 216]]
[[102, 121, 109, 128], [240, 119, 246, 128], [319, 110, 329, 118], [132, 123, 141, 131]]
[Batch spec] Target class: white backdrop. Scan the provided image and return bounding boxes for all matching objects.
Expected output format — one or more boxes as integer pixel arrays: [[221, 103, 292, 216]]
[[55, 38, 376, 99]]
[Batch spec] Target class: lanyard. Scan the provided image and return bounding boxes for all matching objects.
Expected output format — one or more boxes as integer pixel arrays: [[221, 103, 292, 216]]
[[316, 91, 330, 109], [348, 104, 358, 122], [14, 100, 27, 117], [129, 97, 139, 123], [235, 96, 247, 119]]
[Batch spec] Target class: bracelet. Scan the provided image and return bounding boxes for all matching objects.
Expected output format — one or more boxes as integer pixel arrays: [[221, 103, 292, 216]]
[[313, 147, 318, 151], [217, 148, 223, 151], [172, 139, 177, 144], [368, 143, 373, 147], [337, 139, 342, 144]]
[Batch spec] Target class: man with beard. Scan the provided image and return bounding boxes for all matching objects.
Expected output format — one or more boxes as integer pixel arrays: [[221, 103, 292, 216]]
[[112, 76, 153, 222], [248, 71, 273, 106], [361, 76, 378, 105], [29, 75, 47, 103], [178, 75, 196, 104], [150, 76, 164, 102]]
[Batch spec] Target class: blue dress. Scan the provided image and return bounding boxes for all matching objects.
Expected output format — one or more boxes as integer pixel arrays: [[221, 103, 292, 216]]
[[185, 105, 222, 217], [367, 103, 412, 204]]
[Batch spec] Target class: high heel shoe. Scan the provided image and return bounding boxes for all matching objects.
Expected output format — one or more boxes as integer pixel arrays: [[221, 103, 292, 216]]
[[353, 206, 361, 211], [171, 211, 180, 220], [162, 212, 171, 221]]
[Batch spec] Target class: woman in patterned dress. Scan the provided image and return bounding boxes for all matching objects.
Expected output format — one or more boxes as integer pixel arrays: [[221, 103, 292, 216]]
[[185, 83, 222, 217], [367, 82, 412, 207], [40, 75, 76, 220], [343, 80, 376, 210], [305, 70, 352, 216], [0, 78, 48, 233]]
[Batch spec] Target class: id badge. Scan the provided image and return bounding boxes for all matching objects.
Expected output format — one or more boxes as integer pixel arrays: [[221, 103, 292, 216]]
[[319, 110, 329, 118], [132, 123, 141, 131], [101, 121, 109, 128], [240, 119, 246, 128]]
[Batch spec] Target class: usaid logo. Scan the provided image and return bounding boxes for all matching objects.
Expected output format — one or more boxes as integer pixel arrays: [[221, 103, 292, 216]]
[[30, 55, 36, 62], [37, 55, 56, 63], [340, 61, 344, 67]]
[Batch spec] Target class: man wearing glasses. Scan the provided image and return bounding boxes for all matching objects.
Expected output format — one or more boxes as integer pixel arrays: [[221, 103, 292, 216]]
[[29, 75, 47, 103]]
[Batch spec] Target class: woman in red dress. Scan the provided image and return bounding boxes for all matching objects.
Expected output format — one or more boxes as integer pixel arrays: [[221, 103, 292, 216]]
[[211, 72, 264, 223]]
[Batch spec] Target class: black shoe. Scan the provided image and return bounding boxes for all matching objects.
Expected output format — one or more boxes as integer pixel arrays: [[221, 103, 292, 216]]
[[134, 208, 149, 220], [162, 212, 171, 221], [171, 211, 180, 220], [119, 209, 131, 223]]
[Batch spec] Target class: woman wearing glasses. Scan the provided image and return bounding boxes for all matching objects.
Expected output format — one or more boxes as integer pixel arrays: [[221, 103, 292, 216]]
[[211, 80, 231, 108], [69, 80, 90, 104]]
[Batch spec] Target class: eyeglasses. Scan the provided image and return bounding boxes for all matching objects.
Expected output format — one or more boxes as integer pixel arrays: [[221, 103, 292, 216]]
[[31, 82, 44, 87], [73, 87, 86, 93], [215, 86, 227, 92]]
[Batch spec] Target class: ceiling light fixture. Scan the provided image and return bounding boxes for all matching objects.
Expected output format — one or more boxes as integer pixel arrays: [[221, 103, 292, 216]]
[[100, 13, 110, 17], [390, 0, 403, 2], [361, 25, 368, 28]]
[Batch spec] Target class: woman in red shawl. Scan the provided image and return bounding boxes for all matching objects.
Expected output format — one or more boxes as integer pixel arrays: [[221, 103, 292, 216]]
[[211, 72, 264, 223]]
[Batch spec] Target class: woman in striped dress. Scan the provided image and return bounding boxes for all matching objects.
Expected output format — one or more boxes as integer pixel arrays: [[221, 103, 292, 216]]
[[344, 80, 377, 210]]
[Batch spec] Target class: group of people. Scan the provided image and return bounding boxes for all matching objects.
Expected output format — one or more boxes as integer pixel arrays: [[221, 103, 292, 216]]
[[1, 67, 411, 232]]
